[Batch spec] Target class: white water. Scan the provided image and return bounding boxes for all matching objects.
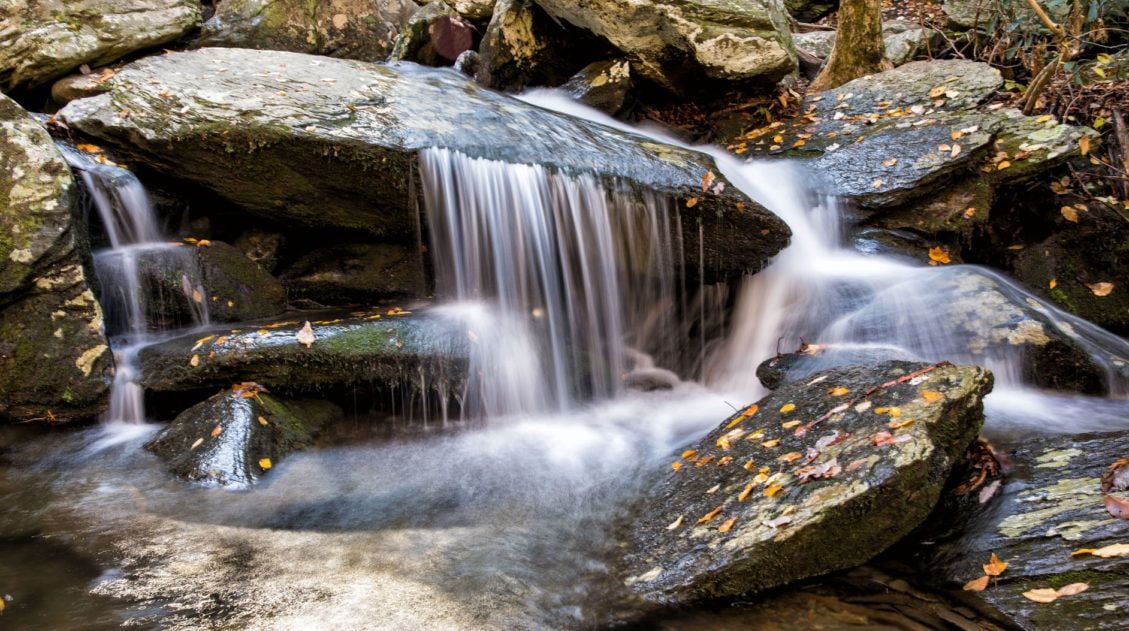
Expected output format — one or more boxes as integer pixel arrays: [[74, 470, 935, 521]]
[[62, 146, 210, 425]]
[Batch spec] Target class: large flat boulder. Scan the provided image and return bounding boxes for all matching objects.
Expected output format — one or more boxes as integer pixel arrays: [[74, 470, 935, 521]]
[[623, 361, 993, 605], [533, 0, 797, 93], [59, 48, 789, 281], [0, 0, 200, 91], [0, 94, 111, 422], [138, 307, 469, 393], [919, 431, 1129, 630]]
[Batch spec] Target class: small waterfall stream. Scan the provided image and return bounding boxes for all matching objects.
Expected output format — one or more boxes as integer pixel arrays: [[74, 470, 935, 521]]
[[61, 146, 210, 424]]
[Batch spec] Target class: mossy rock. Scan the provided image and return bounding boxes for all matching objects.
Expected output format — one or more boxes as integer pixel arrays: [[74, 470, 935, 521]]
[[145, 390, 342, 487], [623, 361, 992, 606]]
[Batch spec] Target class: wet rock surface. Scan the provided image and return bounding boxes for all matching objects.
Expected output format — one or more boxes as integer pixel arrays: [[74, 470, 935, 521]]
[[138, 306, 469, 393], [146, 390, 341, 486], [197, 0, 417, 61], [0, 0, 200, 91], [918, 431, 1129, 630], [59, 48, 789, 280], [623, 361, 993, 606], [0, 94, 111, 422], [279, 242, 423, 304], [562, 60, 633, 115]]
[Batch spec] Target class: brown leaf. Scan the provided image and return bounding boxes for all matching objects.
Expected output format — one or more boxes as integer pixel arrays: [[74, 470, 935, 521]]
[[701, 170, 716, 193], [697, 506, 723, 523], [738, 481, 756, 502], [1056, 583, 1089, 596], [1101, 458, 1129, 493], [963, 575, 990, 592], [297, 321, 316, 348], [1103, 494, 1129, 519], [1061, 206, 1080, 222], [983, 552, 1008, 577], [1079, 135, 1091, 155], [1023, 588, 1060, 603], [667, 514, 684, 530], [1088, 282, 1114, 297], [718, 517, 737, 533]]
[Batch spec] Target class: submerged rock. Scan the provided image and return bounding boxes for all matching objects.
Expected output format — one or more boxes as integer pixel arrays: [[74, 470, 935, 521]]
[[146, 390, 341, 486], [0, 0, 200, 91], [138, 307, 468, 393], [197, 0, 417, 61], [532, 0, 797, 93], [919, 431, 1129, 630], [0, 94, 111, 422], [60, 48, 789, 281], [624, 361, 992, 606]]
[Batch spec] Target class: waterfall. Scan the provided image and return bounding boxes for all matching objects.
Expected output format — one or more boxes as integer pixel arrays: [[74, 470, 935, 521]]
[[61, 146, 210, 424], [420, 148, 681, 418]]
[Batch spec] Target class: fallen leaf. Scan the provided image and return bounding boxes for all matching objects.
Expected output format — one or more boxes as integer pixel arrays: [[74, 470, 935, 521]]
[[1061, 206, 1079, 222], [718, 517, 737, 533], [883, 158, 898, 167], [872, 178, 884, 189], [928, 246, 951, 264], [872, 431, 897, 446], [258, 416, 269, 426], [211, 425, 223, 437], [706, 484, 721, 494], [778, 452, 803, 463], [780, 403, 796, 413], [738, 481, 756, 501], [297, 321, 316, 348], [888, 418, 915, 430], [1088, 282, 1114, 297], [762, 515, 793, 529], [190, 437, 203, 450], [1036, 114, 1054, 124], [828, 386, 849, 396], [695, 455, 716, 467], [697, 506, 723, 523], [964, 207, 977, 218], [921, 390, 944, 403], [1057, 583, 1089, 596], [929, 86, 946, 98], [741, 404, 759, 417], [950, 143, 962, 157], [686, 197, 699, 208], [682, 449, 697, 459], [979, 479, 1002, 503], [1022, 588, 1060, 603], [1104, 494, 1129, 519], [1102, 458, 1129, 493], [189, 354, 200, 367], [259, 457, 272, 470], [997, 161, 1012, 170], [1049, 278, 1058, 289], [701, 170, 716, 193], [781, 420, 801, 429], [1080, 136, 1091, 155], [667, 514, 685, 530], [761, 439, 781, 448], [671, 461, 682, 471], [1073, 543, 1129, 557], [983, 552, 1008, 576], [764, 484, 783, 497], [964, 575, 990, 592]]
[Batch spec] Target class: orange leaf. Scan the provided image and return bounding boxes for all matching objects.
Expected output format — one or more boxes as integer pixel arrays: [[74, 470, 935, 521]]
[[764, 484, 783, 497], [682, 449, 697, 459], [1088, 282, 1114, 297], [697, 506, 723, 523], [1022, 588, 1060, 603], [921, 390, 944, 403], [928, 246, 951, 264], [1104, 494, 1129, 519], [701, 170, 716, 193], [778, 452, 803, 463], [671, 461, 682, 471], [964, 575, 990, 592], [686, 197, 699, 208], [828, 386, 849, 396], [211, 425, 223, 437], [983, 552, 1008, 577], [718, 517, 737, 533], [738, 481, 756, 502]]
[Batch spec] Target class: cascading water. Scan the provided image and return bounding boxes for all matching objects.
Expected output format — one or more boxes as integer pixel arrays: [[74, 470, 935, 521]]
[[421, 147, 681, 418], [61, 146, 210, 424]]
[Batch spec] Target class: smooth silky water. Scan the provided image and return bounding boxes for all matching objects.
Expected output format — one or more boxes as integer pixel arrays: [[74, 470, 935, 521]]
[[4, 91, 1129, 628]]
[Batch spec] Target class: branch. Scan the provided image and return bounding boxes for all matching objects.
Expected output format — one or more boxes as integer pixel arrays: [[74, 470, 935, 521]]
[[1023, 0, 1066, 37]]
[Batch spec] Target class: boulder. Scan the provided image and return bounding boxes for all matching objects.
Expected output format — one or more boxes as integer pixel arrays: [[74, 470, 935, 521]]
[[918, 431, 1129, 630], [0, 0, 200, 91], [736, 60, 1096, 213], [389, 2, 474, 65], [145, 389, 342, 486], [197, 0, 417, 61], [561, 60, 632, 115], [195, 241, 288, 323], [59, 48, 790, 281], [623, 361, 993, 605], [475, 0, 586, 91], [0, 94, 111, 422], [944, 0, 1069, 31], [138, 307, 469, 393], [784, 0, 838, 22], [50, 73, 111, 106], [279, 242, 423, 304], [793, 21, 940, 66], [532, 0, 797, 94]]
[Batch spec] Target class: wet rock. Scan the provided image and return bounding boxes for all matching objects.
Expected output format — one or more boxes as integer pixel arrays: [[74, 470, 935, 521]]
[[453, 49, 480, 76], [562, 60, 632, 115], [0, 94, 111, 422], [146, 390, 342, 486], [793, 21, 940, 66], [476, 0, 585, 91], [280, 243, 423, 305], [784, 0, 838, 22], [532, 0, 797, 94], [918, 431, 1129, 630], [60, 48, 789, 281], [0, 0, 200, 91], [623, 361, 993, 605], [138, 307, 469, 393], [50, 73, 111, 106], [234, 229, 285, 274], [197, 0, 417, 61], [390, 2, 473, 65], [742, 60, 1096, 214]]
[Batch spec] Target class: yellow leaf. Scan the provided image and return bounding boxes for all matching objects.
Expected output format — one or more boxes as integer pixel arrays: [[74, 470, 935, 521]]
[[1061, 206, 1079, 222], [928, 246, 951, 264], [667, 514, 684, 530], [725, 416, 743, 429], [929, 86, 946, 98], [1036, 114, 1054, 124], [778, 452, 803, 463], [764, 484, 784, 497], [780, 403, 796, 413], [258, 415, 269, 426], [1023, 588, 1060, 603], [1080, 136, 1091, 155], [828, 386, 849, 396], [190, 437, 203, 450], [686, 197, 699, 208], [1088, 282, 1114, 297], [718, 517, 737, 533], [297, 320, 316, 348], [1073, 543, 1129, 557], [964, 575, 990, 592], [761, 439, 781, 448], [1095, 66, 1107, 78], [697, 506, 723, 523], [191, 335, 215, 351], [951, 130, 964, 140], [189, 354, 200, 367], [781, 420, 801, 429], [872, 178, 884, 189], [671, 461, 682, 471], [1049, 278, 1057, 289], [997, 161, 1011, 170], [773, 134, 784, 143], [882, 158, 897, 167], [682, 449, 697, 459], [983, 552, 1008, 576], [76, 143, 104, 153], [738, 481, 756, 501], [964, 207, 977, 218], [743, 460, 756, 472], [195, 239, 211, 247], [922, 390, 944, 403]]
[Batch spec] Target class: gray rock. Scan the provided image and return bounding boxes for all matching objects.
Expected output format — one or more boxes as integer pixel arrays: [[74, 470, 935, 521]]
[[944, 0, 1069, 31], [532, 0, 797, 93], [623, 361, 992, 605], [280, 242, 423, 304], [793, 21, 941, 66], [0, 0, 200, 91], [145, 389, 342, 486], [138, 307, 469, 393], [919, 431, 1129, 630], [197, 0, 417, 61], [50, 73, 111, 106], [0, 93, 111, 422], [59, 48, 790, 281], [476, 0, 580, 91], [562, 60, 632, 115]]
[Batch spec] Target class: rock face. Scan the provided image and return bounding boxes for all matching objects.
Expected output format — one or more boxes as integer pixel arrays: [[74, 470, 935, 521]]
[[60, 48, 789, 281], [0, 0, 201, 91], [0, 94, 111, 422], [737, 60, 1096, 213], [138, 307, 469, 393], [624, 361, 993, 605], [793, 21, 940, 66], [920, 431, 1129, 630], [562, 60, 633, 115], [475, 0, 585, 91], [532, 0, 797, 93], [197, 0, 417, 61], [146, 389, 342, 486], [279, 243, 423, 305], [784, 0, 838, 22]]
